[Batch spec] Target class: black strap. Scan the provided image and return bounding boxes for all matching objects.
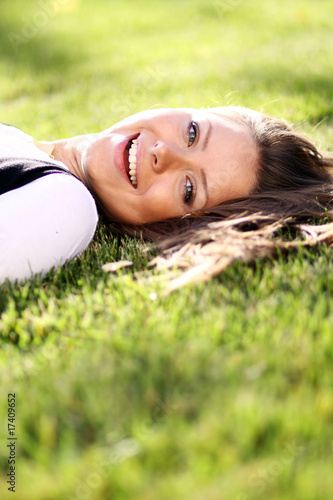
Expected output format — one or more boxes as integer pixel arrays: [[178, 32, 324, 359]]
[[0, 157, 74, 195]]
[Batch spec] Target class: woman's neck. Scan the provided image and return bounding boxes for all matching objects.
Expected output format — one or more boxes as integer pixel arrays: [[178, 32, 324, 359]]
[[51, 136, 88, 184]]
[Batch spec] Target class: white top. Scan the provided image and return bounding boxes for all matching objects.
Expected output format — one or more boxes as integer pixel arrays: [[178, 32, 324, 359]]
[[0, 123, 98, 283]]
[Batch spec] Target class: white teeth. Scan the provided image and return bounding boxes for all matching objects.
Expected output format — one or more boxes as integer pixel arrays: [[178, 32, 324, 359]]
[[128, 139, 138, 186]]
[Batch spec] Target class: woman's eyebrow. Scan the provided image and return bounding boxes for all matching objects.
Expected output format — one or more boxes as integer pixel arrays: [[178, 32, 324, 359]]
[[202, 120, 212, 151], [201, 168, 209, 207]]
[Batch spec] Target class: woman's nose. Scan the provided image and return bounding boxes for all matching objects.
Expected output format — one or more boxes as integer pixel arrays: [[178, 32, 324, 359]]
[[152, 141, 182, 173]]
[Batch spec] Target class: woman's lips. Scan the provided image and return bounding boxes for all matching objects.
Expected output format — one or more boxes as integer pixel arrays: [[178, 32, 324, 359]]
[[114, 134, 140, 187]]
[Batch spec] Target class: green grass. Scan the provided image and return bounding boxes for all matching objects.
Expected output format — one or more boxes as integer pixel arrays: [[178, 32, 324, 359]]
[[1, 0, 333, 499]]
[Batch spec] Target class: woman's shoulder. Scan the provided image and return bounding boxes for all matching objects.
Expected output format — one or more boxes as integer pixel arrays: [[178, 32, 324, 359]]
[[0, 173, 98, 283], [36, 172, 99, 234]]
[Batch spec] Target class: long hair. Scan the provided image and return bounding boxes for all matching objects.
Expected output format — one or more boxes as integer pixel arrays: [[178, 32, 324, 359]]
[[105, 108, 333, 290]]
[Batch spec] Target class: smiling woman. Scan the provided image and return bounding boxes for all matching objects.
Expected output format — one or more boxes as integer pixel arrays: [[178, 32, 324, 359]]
[[1, 106, 333, 284], [52, 108, 258, 224]]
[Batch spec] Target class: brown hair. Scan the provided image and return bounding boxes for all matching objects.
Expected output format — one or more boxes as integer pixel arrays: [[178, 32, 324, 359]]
[[105, 107, 333, 288]]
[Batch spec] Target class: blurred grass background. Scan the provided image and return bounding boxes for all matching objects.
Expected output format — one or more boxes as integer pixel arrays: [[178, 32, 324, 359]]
[[0, 0, 333, 499]]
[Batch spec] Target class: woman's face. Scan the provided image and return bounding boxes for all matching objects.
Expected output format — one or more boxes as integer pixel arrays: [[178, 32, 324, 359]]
[[81, 108, 258, 224]]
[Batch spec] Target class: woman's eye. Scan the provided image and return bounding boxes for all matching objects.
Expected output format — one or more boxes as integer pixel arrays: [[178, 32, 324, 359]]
[[188, 121, 198, 147], [184, 176, 194, 204]]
